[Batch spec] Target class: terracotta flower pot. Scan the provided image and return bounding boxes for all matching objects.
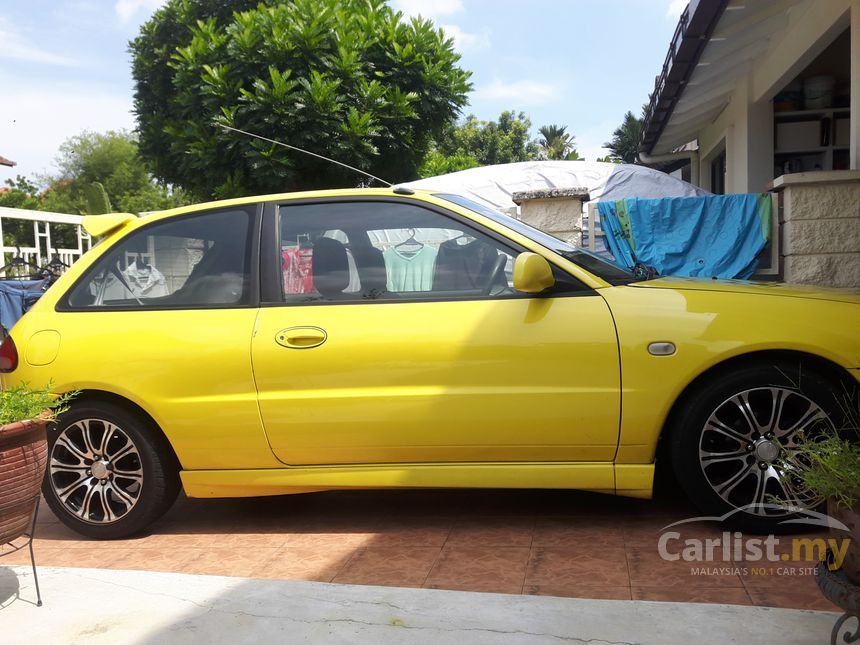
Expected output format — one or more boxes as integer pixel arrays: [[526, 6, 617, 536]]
[[829, 497, 860, 586], [0, 418, 49, 544]]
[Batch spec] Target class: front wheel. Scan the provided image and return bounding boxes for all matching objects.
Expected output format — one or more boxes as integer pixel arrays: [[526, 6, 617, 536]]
[[670, 363, 845, 534], [42, 402, 180, 539]]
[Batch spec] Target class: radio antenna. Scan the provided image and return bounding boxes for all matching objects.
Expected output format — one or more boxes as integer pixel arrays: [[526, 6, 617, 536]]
[[217, 123, 392, 187]]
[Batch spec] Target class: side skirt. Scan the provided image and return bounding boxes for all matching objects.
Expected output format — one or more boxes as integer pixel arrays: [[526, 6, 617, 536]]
[[180, 462, 655, 499]]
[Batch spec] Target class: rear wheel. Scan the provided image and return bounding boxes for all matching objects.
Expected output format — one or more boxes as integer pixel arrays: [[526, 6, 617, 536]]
[[42, 402, 180, 539], [670, 362, 846, 534]]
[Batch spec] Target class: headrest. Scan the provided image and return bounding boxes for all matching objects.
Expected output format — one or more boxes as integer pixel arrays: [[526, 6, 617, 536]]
[[312, 237, 350, 297]]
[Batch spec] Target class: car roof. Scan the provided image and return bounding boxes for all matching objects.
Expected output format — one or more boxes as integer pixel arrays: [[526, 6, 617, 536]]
[[142, 187, 437, 223]]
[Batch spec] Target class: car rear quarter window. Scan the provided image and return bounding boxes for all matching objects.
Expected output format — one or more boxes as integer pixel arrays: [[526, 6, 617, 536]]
[[62, 208, 254, 310]]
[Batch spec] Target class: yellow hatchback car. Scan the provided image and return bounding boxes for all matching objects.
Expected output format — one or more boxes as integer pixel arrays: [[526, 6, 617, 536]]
[[1, 188, 858, 538]]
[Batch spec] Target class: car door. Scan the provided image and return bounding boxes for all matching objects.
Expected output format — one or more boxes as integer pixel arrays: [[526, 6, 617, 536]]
[[251, 197, 620, 465]]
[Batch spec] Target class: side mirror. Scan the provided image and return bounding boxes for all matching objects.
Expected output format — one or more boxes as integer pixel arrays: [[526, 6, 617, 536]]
[[512, 252, 555, 293]]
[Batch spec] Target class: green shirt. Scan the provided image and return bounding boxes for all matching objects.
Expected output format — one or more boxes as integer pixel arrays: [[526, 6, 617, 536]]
[[383, 245, 438, 292]]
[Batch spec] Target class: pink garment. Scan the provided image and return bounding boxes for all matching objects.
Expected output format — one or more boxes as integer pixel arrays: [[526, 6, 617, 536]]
[[282, 247, 315, 294]]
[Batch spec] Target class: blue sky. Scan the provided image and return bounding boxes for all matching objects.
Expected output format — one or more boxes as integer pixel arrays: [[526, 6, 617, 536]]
[[0, 0, 684, 184]]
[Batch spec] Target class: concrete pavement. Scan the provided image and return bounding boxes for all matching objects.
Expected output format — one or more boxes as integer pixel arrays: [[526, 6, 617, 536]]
[[0, 565, 840, 644]]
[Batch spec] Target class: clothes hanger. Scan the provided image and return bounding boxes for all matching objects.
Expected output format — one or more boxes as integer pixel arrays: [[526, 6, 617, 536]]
[[0, 247, 42, 280], [395, 228, 423, 250]]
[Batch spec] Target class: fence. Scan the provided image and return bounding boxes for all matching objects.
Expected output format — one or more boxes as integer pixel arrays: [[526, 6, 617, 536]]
[[0, 207, 91, 277]]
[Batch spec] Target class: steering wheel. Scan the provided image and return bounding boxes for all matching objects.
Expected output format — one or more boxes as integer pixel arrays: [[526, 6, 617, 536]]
[[482, 254, 508, 296]]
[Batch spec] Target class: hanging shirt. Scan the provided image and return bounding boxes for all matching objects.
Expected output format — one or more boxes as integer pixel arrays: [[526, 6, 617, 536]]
[[282, 246, 315, 294], [433, 238, 500, 291], [383, 245, 438, 292]]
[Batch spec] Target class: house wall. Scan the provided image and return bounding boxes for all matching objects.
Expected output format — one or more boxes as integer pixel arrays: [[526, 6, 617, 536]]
[[773, 170, 860, 288], [694, 0, 856, 193]]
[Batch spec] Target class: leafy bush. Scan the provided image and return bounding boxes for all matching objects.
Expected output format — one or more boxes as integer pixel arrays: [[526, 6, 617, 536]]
[[788, 394, 860, 510], [793, 433, 860, 509], [0, 383, 75, 426]]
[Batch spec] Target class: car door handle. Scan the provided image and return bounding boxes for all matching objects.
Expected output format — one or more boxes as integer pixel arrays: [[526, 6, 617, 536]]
[[275, 326, 327, 349]]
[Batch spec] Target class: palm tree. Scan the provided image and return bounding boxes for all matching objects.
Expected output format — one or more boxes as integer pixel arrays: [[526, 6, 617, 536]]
[[604, 111, 644, 164], [538, 124, 574, 160]]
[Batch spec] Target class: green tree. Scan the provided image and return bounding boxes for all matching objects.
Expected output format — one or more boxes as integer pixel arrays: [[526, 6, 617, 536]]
[[538, 124, 576, 160], [130, 0, 472, 197], [419, 111, 539, 177], [39, 131, 185, 215], [604, 110, 644, 164], [0, 176, 41, 211], [0, 176, 45, 247]]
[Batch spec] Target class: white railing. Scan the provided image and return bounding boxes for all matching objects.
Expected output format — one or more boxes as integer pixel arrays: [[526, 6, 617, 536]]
[[0, 207, 91, 277]]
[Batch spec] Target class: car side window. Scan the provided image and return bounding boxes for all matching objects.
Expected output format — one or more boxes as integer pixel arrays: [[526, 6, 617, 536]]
[[278, 201, 521, 304], [64, 208, 253, 309]]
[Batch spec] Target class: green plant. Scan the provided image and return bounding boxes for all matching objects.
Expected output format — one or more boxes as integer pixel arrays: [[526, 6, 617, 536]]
[[785, 391, 860, 510], [791, 432, 860, 509], [0, 383, 76, 426]]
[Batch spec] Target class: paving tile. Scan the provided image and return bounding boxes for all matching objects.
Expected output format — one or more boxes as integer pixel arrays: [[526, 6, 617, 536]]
[[424, 546, 530, 594], [257, 547, 357, 582], [106, 547, 201, 572], [178, 547, 280, 578], [369, 516, 454, 547], [446, 516, 535, 547], [524, 585, 632, 600], [525, 547, 630, 588], [27, 547, 123, 569], [532, 517, 624, 548], [625, 545, 744, 587], [632, 586, 752, 605], [332, 547, 441, 588]]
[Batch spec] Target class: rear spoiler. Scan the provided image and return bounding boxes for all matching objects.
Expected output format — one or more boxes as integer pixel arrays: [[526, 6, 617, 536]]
[[81, 213, 136, 238]]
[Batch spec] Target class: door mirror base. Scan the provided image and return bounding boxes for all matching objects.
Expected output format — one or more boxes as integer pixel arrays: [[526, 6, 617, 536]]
[[513, 253, 555, 293]]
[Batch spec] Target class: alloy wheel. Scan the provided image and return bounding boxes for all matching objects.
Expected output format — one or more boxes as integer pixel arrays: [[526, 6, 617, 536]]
[[698, 386, 833, 516], [48, 418, 144, 524]]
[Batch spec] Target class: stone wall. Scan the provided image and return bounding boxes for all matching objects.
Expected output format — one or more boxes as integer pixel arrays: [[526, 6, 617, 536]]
[[511, 188, 589, 247], [771, 171, 860, 288]]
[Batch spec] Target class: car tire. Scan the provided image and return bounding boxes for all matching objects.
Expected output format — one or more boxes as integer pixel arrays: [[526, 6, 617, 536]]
[[670, 361, 849, 535], [42, 401, 180, 539]]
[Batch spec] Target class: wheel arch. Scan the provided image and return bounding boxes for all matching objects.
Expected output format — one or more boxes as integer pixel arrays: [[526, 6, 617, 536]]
[[656, 349, 855, 461], [66, 389, 182, 470]]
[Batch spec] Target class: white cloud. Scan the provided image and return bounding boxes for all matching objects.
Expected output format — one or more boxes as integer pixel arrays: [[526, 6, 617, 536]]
[[474, 80, 561, 105], [667, 0, 688, 18], [0, 18, 79, 67], [0, 84, 135, 183], [441, 24, 490, 51], [115, 0, 167, 24], [394, 0, 464, 19]]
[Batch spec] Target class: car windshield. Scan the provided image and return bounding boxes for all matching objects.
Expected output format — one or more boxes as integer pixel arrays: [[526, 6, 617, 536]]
[[435, 193, 636, 284]]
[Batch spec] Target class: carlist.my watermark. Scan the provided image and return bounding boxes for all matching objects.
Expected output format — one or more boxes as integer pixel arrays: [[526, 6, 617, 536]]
[[656, 505, 852, 576]]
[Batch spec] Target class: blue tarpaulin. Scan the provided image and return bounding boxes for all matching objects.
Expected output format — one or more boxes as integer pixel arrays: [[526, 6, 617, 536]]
[[596, 194, 772, 279]]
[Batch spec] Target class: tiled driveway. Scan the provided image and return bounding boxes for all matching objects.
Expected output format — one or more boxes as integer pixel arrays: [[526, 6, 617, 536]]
[[1, 487, 837, 611]]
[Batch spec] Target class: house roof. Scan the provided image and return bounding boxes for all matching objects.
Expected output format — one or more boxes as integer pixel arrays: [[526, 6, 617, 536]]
[[0, 155, 16, 167], [641, 0, 812, 155]]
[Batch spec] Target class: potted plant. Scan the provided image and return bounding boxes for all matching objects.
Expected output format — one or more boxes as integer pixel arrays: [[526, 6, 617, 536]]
[[0, 384, 72, 544], [794, 429, 860, 585]]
